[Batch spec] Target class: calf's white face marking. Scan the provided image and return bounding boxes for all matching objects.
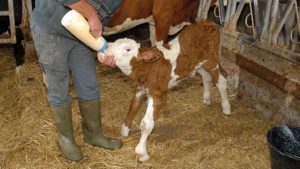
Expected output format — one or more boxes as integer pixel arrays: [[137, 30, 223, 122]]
[[104, 38, 140, 76]]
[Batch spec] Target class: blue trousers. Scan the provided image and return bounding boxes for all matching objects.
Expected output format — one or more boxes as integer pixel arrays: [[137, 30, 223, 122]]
[[31, 23, 100, 107]]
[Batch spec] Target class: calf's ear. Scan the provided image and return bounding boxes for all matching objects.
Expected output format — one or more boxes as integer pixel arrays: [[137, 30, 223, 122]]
[[137, 49, 161, 62]]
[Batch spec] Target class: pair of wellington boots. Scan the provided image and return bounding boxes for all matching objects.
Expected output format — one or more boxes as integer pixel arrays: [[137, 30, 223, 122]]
[[51, 100, 122, 161]]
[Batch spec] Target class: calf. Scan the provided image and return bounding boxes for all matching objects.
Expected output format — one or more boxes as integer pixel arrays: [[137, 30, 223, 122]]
[[102, 20, 231, 162]]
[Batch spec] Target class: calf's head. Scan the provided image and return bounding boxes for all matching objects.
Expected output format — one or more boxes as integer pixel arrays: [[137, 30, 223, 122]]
[[103, 38, 140, 75]]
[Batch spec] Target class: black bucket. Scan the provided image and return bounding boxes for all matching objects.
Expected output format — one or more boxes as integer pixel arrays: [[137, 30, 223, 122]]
[[267, 125, 300, 169]]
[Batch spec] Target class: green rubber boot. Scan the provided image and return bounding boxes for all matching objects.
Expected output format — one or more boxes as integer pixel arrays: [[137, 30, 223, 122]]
[[79, 100, 122, 150], [51, 106, 83, 161]]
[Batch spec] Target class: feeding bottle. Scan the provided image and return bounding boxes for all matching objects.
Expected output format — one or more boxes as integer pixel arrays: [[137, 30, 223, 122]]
[[61, 10, 107, 53]]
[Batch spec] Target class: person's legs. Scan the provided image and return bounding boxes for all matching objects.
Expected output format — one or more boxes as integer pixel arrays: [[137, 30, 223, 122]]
[[31, 23, 82, 161], [68, 43, 99, 102], [69, 43, 122, 150]]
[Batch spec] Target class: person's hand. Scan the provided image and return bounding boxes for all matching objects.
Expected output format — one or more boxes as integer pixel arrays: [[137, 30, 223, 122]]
[[88, 16, 102, 38], [97, 53, 116, 67], [68, 1, 102, 38]]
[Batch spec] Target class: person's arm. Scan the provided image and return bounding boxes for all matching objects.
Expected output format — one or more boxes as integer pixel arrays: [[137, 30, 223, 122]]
[[58, 0, 115, 67], [59, 0, 102, 38]]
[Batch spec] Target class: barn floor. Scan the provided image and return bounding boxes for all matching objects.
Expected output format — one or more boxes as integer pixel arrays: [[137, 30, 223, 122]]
[[0, 31, 276, 168]]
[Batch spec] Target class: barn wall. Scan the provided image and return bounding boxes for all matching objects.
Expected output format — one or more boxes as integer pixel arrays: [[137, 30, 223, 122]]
[[221, 33, 300, 125], [239, 69, 300, 125]]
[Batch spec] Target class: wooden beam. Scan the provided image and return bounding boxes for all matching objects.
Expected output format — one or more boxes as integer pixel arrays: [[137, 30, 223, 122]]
[[236, 53, 300, 100]]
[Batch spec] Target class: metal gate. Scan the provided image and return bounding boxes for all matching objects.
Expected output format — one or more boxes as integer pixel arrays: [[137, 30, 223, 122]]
[[0, 0, 16, 44], [198, 0, 300, 63], [0, 0, 33, 44]]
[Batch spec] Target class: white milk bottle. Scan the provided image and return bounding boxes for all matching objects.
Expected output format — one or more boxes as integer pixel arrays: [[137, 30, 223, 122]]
[[61, 10, 108, 53]]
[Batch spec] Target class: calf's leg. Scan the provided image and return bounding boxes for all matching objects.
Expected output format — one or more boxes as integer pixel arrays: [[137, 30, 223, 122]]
[[121, 89, 146, 137], [198, 68, 212, 105], [135, 94, 165, 162], [203, 61, 231, 115], [216, 73, 231, 115]]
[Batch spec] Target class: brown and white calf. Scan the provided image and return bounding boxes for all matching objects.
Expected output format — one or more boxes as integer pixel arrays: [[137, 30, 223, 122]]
[[103, 20, 231, 162]]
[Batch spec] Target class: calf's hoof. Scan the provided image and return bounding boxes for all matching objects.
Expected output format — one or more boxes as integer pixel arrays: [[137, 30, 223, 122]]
[[135, 144, 149, 162], [121, 123, 130, 137], [137, 153, 149, 162], [222, 102, 231, 115], [203, 98, 211, 105], [223, 110, 231, 115]]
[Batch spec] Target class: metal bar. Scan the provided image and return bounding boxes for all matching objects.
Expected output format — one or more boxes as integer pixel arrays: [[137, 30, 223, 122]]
[[0, 38, 14, 44], [26, 0, 33, 17], [289, 0, 300, 53], [238, 32, 300, 63], [224, 0, 232, 23], [292, 0, 300, 52], [231, 0, 247, 29], [293, 0, 300, 36], [203, 0, 212, 19], [248, 1, 257, 37], [253, 0, 262, 36], [0, 11, 9, 16], [202, 0, 207, 19], [8, 0, 16, 44], [272, 0, 294, 44], [197, 0, 204, 21], [261, 0, 272, 43], [284, 6, 295, 48], [219, 0, 225, 24], [230, 0, 237, 18], [269, 0, 280, 44], [291, 27, 298, 52]]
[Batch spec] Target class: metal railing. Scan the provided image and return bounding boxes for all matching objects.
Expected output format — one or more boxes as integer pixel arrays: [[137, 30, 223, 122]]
[[198, 0, 300, 64]]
